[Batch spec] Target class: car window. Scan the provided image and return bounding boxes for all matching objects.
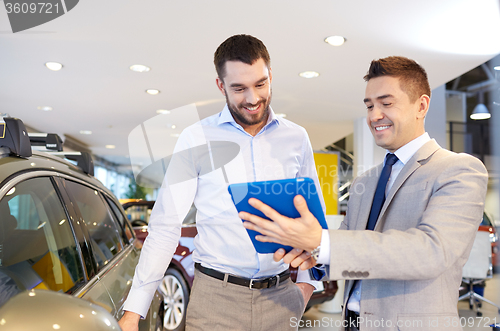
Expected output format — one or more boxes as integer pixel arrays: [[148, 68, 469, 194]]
[[0, 177, 84, 308], [64, 180, 124, 271], [105, 196, 134, 243]]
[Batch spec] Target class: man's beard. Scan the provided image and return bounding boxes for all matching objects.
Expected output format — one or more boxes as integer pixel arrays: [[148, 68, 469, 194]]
[[226, 90, 272, 127]]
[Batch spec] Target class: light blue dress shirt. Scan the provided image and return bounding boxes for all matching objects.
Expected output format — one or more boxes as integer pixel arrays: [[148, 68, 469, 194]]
[[124, 105, 325, 317]]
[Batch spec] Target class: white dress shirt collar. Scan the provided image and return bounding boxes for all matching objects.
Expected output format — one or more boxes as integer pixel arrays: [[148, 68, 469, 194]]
[[392, 132, 431, 166]]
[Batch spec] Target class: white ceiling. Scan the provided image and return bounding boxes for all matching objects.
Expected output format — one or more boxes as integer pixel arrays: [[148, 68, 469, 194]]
[[1, 0, 500, 170]]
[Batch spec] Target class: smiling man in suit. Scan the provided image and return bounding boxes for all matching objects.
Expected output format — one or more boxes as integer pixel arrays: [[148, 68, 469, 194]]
[[240, 56, 488, 331]]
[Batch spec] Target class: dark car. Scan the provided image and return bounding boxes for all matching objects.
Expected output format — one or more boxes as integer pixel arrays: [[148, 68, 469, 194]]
[[121, 199, 338, 331], [0, 119, 162, 331]]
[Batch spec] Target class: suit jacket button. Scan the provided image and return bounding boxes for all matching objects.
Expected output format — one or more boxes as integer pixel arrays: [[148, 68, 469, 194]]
[[355, 271, 363, 278], [362, 272, 369, 278], [348, 271, 356, 278], [342, 270, 349, 277]]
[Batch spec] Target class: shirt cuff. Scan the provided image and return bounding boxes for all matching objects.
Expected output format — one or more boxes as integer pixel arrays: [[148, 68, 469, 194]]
[[296, 267, 322, 290], [315, 229, 330, 265]]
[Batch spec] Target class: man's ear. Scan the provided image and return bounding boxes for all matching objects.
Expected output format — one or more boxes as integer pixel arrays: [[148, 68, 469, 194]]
[[216, 77, 225, 96], [417, 94, 430, 119]]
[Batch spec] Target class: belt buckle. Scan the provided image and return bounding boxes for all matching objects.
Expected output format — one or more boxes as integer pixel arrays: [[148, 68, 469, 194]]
[[275, 274, 280, 288], [249, 279, 256, 290]]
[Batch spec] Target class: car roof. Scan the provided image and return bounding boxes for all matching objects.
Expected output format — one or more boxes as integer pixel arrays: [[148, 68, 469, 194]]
[[0, 151, 111, 196]]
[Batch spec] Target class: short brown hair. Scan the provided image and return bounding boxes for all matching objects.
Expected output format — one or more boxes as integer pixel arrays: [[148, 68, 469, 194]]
[[363, 56, 431, 102], [214, 34, 271, 80]]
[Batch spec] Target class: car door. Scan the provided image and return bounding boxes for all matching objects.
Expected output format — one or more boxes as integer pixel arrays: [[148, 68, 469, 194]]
[[59, 178, 127, 314], [59, 178, 159, 330]]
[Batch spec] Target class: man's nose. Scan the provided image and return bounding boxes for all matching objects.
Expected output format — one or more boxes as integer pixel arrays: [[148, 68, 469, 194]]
[[369, 106, 384, 122], [245, 88, 260, 105]]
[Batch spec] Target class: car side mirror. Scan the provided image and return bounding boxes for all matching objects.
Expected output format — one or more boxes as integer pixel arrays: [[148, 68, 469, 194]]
[[0, 290, 121, 331]]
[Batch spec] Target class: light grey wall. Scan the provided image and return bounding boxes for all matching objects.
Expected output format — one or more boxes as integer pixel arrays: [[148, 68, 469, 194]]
[[426, 84, 447, 148]]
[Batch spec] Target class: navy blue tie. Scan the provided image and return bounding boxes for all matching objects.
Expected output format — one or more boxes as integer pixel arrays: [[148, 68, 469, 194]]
[[366, 153, 399, 231]]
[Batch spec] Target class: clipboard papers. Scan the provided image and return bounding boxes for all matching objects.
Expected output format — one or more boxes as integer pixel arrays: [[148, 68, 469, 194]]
[[228, 177, 327, 254]]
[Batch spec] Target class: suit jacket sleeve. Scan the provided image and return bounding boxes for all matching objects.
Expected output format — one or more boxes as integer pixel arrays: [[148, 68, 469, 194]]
[[327, 152, 488, 281]]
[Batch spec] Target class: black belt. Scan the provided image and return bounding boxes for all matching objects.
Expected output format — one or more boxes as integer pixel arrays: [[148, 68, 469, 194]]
[[195, 263, 290, 290]]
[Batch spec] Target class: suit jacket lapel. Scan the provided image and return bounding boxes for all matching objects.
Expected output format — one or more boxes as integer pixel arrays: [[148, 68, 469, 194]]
[[352, 164, 383, 230], [374, 139, 441, 232]]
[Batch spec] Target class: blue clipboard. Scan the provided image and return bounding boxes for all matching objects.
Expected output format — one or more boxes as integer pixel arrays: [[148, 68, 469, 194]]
[[228, 177, 327, 254]]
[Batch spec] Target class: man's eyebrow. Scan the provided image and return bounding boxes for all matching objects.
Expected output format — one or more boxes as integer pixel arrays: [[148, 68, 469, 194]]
[[229, 76, 268, 88], [363, 94, 393, 103]]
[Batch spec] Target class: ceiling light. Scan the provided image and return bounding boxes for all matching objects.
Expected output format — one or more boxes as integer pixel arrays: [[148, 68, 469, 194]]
[[171, 125, 176, 129], [275, 113, 287, 118], [45, 62, 63, 71], [129, 64, 151, 72], [37, 106, 52, 111], [146, 89, 160, 95], [494, 66, 500, 71], [324, 36, 346, 46], [156, 109, 170, 114], [105, 145, 116, 149], [299, 71, 320, 79], [80, 130, 92, 135], [470, 104, 491, 120]]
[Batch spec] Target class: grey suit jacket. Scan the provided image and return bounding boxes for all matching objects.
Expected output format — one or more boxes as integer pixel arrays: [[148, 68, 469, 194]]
[[329, 140, 488, 330]]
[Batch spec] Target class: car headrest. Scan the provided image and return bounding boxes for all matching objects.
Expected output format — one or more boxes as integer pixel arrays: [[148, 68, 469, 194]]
[[0, 118, 32, 158]]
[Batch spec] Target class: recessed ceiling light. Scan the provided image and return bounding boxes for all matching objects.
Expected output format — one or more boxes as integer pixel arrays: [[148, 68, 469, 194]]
[[299, 71, 320, 79], [156, 109, 171, 114], [37, 106, 52, 111], [275, 113, 287, 118], [105, 145, 116, 149], [146, 89, 160, 95], [79, 130, 92, 135], [129, 64, 151, 72], [324, 36, 346, 46], [494, 66, 500, 71], [45, 62, 63, 71], [171, 125, 176, 129]]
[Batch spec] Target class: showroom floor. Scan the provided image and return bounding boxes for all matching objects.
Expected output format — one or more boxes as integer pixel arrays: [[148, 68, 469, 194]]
[[300, 274, 500, 330]]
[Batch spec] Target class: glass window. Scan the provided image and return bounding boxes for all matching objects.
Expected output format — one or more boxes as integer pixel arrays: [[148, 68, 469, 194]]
[[0, 177, 84, 308], [64, 180, 124, 271], [105, 196, 134, 243]]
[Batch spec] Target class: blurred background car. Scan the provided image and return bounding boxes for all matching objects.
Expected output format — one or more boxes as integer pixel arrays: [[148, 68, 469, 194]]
[[479, 212, 498, 271], [0, 118, 162, 331], [121, 199, 338, 331]]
